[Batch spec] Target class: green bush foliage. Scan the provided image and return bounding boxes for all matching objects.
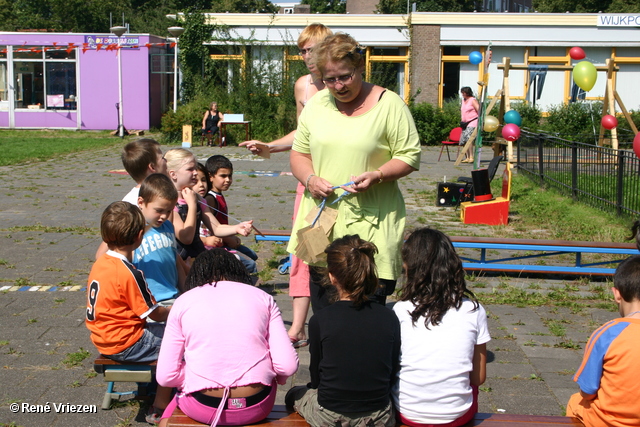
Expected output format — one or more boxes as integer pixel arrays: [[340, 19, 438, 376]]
[[541, 102, 602, 143], [409, 99, 460, 145]]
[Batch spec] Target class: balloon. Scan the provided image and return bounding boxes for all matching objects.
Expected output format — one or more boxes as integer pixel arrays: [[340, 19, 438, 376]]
[[573, 61, 597, 92], [502, 123, 521, 141], [634, 133, 640, 159], [484, 115, 499, 132], [601, 114, 618, 130], [469, 51, 483, 65], [504, 110, 522, 127], [569, 47, 586, 60]]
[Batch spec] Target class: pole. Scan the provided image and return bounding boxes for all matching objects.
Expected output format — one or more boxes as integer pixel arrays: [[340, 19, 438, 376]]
[[117, 49, 124, 138], [173, 39, 179, 112]]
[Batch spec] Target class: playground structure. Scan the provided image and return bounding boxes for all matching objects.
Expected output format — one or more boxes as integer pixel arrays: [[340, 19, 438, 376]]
[[455, 53, 639, 167]]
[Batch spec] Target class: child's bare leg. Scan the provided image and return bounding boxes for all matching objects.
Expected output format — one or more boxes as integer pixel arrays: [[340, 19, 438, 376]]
[[288, 296, 310, 343], [153, 385, 173, 410]]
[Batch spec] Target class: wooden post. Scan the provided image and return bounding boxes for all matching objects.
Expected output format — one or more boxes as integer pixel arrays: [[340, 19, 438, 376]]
[[182, 125, 192, 148]]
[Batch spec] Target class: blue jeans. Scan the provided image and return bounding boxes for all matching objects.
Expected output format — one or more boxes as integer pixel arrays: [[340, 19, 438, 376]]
[[228, 244, 258, 274], [106, 323, 165, 363]]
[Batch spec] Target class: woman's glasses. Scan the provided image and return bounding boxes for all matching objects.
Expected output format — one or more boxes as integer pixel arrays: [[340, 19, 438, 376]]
[[323, 70, 355, 86]]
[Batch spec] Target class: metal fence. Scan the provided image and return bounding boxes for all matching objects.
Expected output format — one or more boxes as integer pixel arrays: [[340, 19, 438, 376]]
[[516, 130, 640, 217]]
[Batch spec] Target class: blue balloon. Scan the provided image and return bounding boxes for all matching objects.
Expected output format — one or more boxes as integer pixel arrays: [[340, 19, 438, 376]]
[[469, 51, 483, 65], [504, 110, 522, 127]]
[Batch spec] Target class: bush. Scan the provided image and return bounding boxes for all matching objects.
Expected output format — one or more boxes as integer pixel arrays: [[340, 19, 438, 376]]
[[542, 102, 603, 143], [410, 99, 459, 145]]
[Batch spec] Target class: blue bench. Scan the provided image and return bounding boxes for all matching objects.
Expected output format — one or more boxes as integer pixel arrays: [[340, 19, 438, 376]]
[[93, 356, 156, 409], [256, 230, 638, 275]]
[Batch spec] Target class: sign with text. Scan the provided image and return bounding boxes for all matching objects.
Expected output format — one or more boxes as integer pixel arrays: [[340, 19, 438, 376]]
[[84, 35, 140, 49], [597, 14, 640, 27]]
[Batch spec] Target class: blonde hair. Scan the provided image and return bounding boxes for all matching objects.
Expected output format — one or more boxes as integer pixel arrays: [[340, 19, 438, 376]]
[[314, 33, 365, 75], [297, 23, 332, 49], [163, 148, 195, 174]]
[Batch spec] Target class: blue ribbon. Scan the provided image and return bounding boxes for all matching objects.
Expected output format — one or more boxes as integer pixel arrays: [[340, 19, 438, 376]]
[[310, 181, 355, 227]]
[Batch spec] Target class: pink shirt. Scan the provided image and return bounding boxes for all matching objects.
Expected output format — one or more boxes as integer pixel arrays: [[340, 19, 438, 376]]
[[461, 97, 478, 124], [156, 281, 299, 394]]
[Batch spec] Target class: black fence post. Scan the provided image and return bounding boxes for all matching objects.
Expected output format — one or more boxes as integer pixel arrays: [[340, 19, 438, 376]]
[[537, 133, 544, 186], [571, 141, 578, 200], [617, 149, 625, 216]]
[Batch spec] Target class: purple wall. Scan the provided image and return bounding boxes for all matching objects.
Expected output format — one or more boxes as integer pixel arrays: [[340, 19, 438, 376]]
[[0, 32, 167, 130]]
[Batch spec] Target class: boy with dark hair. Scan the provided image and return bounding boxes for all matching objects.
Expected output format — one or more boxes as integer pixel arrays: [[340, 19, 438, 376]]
[[566, 255, 640, 426], [204, 155, 259, 276], [86, 201, 172, 421], [134, 173, 185, 303], [121, 138, 167, 204]]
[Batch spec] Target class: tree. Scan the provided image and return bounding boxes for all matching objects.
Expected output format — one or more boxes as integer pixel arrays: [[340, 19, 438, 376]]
[[209, 0, 278, 13], [532, 0, 611, 13], [301, 0, 346, 14], [377, 0, 477, 13]]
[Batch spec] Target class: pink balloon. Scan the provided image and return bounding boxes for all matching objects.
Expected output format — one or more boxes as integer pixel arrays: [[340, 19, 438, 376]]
[[634, 133, 640, 159], [569, 47, 586, 60], [501, 123, 521, 142], [601, 114, 618, 130]]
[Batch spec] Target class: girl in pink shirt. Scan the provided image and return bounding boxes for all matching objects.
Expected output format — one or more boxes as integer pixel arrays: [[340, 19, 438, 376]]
[[157, 249, 299, 426]]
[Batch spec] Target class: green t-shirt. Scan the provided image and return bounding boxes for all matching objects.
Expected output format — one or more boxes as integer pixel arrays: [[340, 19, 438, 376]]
[[288, 89, 421, 280]]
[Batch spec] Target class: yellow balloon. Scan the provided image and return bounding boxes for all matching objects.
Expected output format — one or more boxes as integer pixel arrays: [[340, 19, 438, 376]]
[[484, 115, 499, 132], [573, 61, 597, 92]]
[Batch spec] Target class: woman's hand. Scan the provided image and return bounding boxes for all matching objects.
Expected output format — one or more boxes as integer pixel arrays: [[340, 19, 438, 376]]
[[181, 187, 198, 207], [239, 140, 265, 155], [307, 175, 335, 199], [235, 221, 253, 237], [345, 171, 381, 193]]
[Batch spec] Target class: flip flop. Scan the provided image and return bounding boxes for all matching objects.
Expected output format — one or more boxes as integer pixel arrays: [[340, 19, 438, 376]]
[[145, 406, 163, 425], [292, 339, 308, 349]]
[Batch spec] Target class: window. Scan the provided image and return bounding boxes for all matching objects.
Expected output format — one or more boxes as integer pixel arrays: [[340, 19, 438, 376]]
[[0, 47, 7, 110], [12, 46, 77, 110]]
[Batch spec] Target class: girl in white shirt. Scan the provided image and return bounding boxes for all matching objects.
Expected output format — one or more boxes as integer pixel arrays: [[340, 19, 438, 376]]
[[392, 228, 490, 427]]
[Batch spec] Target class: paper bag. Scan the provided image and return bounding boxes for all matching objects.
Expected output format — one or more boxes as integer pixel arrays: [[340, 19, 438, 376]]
[[254, 142, 271, 159], [304, 205, 338, 236], [295, 225, 330, 264]]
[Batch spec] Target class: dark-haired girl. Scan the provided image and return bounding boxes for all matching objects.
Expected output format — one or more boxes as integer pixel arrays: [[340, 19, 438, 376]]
[[286, 235, 400, 427], [392, 228, 490, 427], [156, 249, 298, 427]]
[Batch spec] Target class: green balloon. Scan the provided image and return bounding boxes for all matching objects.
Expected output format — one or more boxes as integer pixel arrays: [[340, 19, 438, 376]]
[[573, 61, 597, 92]]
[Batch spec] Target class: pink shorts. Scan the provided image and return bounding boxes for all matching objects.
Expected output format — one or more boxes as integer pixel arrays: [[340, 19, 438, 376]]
[[289, 182, 310, 298], [398, 386, 478, 427], [161, 383, 277, 425]]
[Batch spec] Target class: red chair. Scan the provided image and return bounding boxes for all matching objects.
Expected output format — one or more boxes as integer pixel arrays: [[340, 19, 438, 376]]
[[439, 127, 463, 161]]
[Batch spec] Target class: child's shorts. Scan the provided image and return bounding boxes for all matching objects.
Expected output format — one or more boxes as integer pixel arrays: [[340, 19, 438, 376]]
[[106, 323, 165, 363]]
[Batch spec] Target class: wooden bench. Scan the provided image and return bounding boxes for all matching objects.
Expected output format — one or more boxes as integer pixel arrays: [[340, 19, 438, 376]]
[[93, 356, 156, 410], [255, 230, 638, 276], [167, 405, 581, 426]]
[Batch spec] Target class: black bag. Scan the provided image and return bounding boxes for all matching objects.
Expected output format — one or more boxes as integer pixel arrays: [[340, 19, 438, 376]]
[[460, 121, 469, 130]]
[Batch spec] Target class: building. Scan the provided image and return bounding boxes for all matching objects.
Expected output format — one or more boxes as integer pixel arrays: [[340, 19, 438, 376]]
[[198, 12, 640, 112], [0, 32, 171, 130]]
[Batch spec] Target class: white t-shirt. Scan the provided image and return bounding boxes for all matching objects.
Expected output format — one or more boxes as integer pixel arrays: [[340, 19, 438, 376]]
[[392, 299, 490, 423], [122, 186, 140, 205]]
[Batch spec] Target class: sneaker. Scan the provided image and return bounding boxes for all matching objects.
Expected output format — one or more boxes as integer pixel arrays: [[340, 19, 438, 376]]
[[145, 406, 162, 425]]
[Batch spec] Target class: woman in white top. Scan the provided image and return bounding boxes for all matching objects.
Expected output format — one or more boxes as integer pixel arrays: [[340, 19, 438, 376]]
[[392, 228, 490, 427]]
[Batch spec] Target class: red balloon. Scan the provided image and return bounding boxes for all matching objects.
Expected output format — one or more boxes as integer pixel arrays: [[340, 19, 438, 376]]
[[634, 133, 640, 159], [601, 114, 618, 130], [501, 123, 521, 142], [569, 47, 586, 60]]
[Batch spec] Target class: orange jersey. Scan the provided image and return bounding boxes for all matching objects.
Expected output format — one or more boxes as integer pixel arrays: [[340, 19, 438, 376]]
[[573, 318, 640, 427], [85, 251, 158, 355]]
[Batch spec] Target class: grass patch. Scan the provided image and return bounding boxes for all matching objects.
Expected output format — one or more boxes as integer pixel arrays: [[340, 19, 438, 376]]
[[62, 348, 91, 368], [0, 130, 122, 166]]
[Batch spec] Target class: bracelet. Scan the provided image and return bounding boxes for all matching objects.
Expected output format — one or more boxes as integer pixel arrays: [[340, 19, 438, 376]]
[[376, 169, 384, 184], [305, 174, 316, 188]]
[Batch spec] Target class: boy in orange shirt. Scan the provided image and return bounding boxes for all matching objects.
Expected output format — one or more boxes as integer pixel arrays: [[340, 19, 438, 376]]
[[86, 201, 172, 422], [566, 255, 640, 426]]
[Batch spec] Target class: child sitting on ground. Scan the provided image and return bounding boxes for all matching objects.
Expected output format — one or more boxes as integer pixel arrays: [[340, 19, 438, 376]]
[[156, 249, 298, 427], [85, 201, 172, 423], [163, 148, 252, 262], [566, 255, 640, 426], [133, 173, 185, 304], [392, 227, 490, 427], [204, 155, 259, 275], [121, 138, 167, 204], [285, 235, 400, 427]]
